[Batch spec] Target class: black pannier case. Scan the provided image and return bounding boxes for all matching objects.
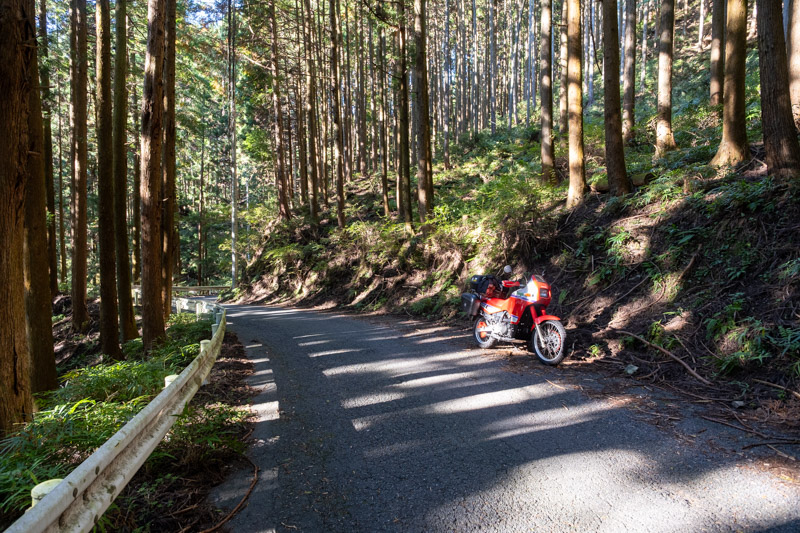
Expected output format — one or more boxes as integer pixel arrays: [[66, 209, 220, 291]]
[[460, 293, 480, 317]]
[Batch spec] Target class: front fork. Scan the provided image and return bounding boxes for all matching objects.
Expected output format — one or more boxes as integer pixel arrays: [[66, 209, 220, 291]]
[[533, 322, 545, 350]]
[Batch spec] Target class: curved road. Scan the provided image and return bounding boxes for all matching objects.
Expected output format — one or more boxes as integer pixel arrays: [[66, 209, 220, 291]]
[[210, 303, 800, 532]]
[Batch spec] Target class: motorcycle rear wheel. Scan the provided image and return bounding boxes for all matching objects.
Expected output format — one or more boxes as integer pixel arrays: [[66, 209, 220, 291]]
[[473, 316, 498, 348], [530, 320, 567, 365]]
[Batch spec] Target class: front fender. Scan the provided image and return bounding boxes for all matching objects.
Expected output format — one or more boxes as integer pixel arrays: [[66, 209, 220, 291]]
[[532, 314, 561, 326]]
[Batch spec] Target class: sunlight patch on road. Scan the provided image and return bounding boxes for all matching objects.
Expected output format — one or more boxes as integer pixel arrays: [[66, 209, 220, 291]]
[[481, 402, 613, 440], [323, 350, 480, 378], [425, 384, 554, 415], [342, 390, 407, 409], [309, 348, 364, 358], [297, 339, 331, 347]]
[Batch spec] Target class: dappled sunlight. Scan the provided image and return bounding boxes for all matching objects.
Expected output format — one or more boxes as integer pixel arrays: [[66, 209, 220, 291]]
[[341, 390, 408, 409], [425, 384, 556, 416], [308, 348, 364, 358], [481, 401, 614, 440]]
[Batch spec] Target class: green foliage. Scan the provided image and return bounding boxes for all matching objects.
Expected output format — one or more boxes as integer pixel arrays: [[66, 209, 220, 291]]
[[0, 314, 213, 522]]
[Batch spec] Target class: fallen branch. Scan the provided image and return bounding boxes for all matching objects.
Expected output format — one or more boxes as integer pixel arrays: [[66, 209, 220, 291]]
[[199, 455, 260, 533], [743, 440, 800, 449], [616, 330, 712, 386], [752, 379, 800, 401]]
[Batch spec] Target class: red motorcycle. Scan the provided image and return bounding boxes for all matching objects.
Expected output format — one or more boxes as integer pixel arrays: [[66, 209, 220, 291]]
[[461, 266, 567, 365]]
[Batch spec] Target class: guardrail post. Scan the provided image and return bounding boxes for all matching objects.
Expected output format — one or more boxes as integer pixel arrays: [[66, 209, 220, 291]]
[[211, 323, 218, 337], [133, 291, 139, 307], [215, 311, 222, 325], [30, 479, 63, 509], [175, 300, 182, 313], [200, 340, 212, 385], [164, 375, 179, 388]]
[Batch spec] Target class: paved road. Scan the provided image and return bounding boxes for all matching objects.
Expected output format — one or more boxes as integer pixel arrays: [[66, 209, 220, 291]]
[[209, 303, 800, 532]]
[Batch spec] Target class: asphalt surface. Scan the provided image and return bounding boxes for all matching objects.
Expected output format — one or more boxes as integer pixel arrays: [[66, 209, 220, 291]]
[[209, 303, 800, 532]]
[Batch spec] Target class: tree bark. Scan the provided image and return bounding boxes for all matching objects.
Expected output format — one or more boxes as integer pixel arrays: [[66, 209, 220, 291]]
[[270, 0, 290, 221], [95, 0, 121, 358], [622, 0, 637, 143], [38, 0, 58, 297], [113, 0, 137, 341], [302, 0, 320, 222], [540, 0, 555, 183], [140, 0, 167, 350], [655, 0, 678, 157], [0, 0, 33, 433], [70, 0, 90, 331], [566, 0, 586, 207], [131, 53, 142, 284], [414, 0, 434, 222], [710, 0, 726, 106], [603, 0, 632, 195], [395, 10, 412, 229], [331, 0, 346, 228], [162, 0, 177, 316], [379, 29, 390, 216], [489, 0, 497, 134], [711, 0, 749, 166], [559, 0, 569, 133], [24, 0, 58, 391], [757, 0, 800, 177], [788, 0, 800, 126]]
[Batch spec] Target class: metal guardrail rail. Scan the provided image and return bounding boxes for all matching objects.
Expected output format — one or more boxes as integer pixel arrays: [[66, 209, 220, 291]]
[[5, 298, 226, 533], [132, 285, 230, 297]]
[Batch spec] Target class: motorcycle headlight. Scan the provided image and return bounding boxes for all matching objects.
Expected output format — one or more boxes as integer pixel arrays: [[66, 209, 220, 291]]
[[539, 288, 549, 299]]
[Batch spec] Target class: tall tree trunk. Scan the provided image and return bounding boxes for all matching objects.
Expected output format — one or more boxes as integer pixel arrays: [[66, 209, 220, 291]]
[[302, 0, 320, 221], [603, 0, 631, 195], [396, 8, 413, 228], [559, 0, 569, 133], [96, 0, 121, 358], [162, 0, 177, 315], [757, 0, 800, 177], [710, 0, 726, 105], [655, 0, 678, 157], [541, 0, 555, 183], [415, 0, 433, 222], [699, 0, 707, 47], [330, 0, 346, 228], [0, 0, 33, 434], [113, 0, 137, 341], [566, 0, 586, 207], [622, 0, 636, 143], [711, 0, 749, 166], [198, 127, 205, 285], [228, 0, 240, 284], [489, 0, 497, 134], [57, 63, 67, 285], [788, 0, 800, 126], [131, 53, 142, 284], [24, 0, 57, 391], [472, 0, 479, 132], [140, 0, 167, 350], [379, 29, 390, 216], [640, 0, 650, 91], [443, 0, 451, 169], [70, 0, 90, 331], [38, 0, 58, 297]]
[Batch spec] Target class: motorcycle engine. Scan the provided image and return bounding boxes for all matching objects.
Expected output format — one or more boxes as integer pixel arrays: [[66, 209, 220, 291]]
[[486, 311, 514, 338]]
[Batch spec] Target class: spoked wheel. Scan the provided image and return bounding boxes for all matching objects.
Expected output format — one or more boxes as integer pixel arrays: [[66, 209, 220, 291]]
[[473, 316, 498, 348], [529, 320, 567, 365]]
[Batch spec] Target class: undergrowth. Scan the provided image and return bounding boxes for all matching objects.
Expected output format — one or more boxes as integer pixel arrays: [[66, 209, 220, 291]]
[[0, 313, 247, 529], [238, 33, 799, 399]]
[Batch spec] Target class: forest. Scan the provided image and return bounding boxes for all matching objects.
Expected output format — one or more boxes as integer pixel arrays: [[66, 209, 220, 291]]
[[1, 0, 800, 523]]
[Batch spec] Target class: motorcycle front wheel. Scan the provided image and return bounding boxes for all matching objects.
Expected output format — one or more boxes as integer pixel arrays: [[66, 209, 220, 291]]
[[530, 320, 567, 365], [473, 316, 498, 348]]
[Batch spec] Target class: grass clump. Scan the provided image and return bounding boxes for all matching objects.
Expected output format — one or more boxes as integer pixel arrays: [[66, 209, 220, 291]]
[[0, 313, 213, 528]]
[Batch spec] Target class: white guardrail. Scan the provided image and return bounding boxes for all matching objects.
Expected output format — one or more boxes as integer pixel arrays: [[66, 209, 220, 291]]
[[6, 297, 227, 533]]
